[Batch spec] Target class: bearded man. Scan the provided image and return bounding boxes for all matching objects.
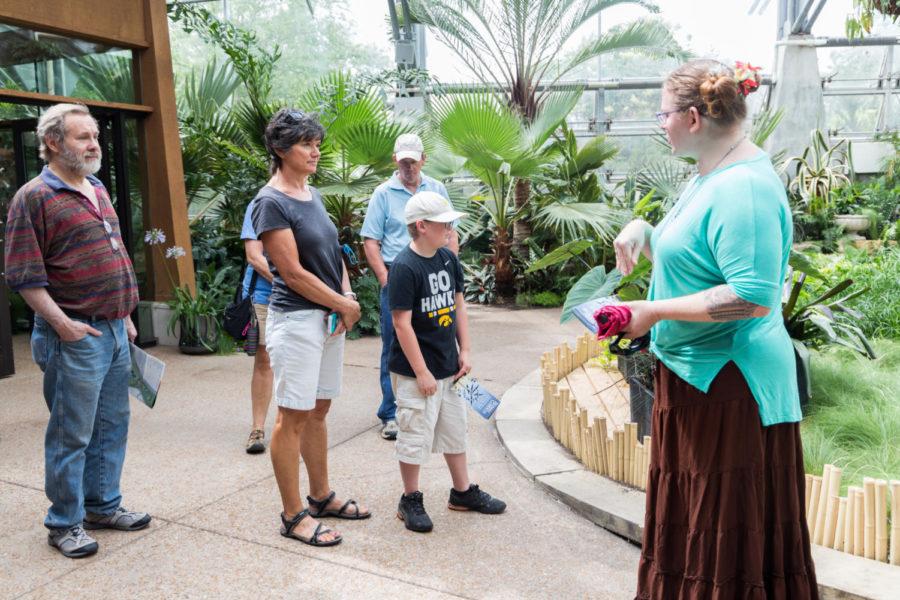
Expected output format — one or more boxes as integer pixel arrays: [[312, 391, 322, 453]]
[[4, 103, 150, 558]]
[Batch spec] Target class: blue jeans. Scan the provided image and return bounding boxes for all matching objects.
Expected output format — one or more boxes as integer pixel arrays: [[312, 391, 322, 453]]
[[31, 315, 131, 530], [377, 285, 396, 423]]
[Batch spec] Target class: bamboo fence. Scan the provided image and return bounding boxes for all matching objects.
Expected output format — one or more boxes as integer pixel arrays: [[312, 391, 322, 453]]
[[541, 336, 898, 566]]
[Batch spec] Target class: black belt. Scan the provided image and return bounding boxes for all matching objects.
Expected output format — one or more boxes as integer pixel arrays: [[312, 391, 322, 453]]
[[61, 308, 108, 322]]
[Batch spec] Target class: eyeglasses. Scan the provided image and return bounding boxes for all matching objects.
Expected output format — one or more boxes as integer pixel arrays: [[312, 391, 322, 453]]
[[286, 109, 305, 122], [425, 221, 453, 230], [655, 109, 683, 125]]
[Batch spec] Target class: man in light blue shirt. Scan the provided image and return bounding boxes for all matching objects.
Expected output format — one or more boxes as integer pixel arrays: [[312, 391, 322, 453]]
[[361, 133, 459, 440]]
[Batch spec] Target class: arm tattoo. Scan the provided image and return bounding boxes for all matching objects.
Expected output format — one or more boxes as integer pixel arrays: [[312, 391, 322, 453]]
[[704, 286, 758, 321]]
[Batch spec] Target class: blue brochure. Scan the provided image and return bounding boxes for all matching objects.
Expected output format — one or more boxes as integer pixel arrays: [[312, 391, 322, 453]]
[[452, 375, 500, 419], [571, 296, 618, 334]]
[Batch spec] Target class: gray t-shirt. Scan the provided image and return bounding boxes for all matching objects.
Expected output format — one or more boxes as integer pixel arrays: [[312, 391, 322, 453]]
[[251, 186, 343, 312]]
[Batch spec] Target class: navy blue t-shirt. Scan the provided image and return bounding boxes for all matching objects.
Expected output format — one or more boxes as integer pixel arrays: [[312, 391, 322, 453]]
[[387, 246, 465, 379]]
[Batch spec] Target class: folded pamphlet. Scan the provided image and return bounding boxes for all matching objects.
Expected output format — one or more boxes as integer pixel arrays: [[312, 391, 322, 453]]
[[452, 375, 500, 420], [571, 296, 619, 335], [129, 343, 165, 409]]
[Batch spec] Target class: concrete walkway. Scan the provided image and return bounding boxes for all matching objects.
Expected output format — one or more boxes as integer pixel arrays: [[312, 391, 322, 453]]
[[0, 306, 640, 600]]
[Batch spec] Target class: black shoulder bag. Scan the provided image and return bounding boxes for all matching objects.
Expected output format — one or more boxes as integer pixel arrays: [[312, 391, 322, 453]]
[[223, 269, 259, 341]]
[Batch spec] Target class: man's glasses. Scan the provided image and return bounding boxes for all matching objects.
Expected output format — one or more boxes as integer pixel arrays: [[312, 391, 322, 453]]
[[286, 110, 305, 122]]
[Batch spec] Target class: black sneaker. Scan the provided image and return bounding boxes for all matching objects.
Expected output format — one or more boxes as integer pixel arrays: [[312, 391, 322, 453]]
[[397, 491, 433, 533], [448, 484, 506, 514]]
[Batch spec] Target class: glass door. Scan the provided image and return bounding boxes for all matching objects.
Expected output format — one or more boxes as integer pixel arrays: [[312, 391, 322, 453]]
[[1, 117, 40, 377]]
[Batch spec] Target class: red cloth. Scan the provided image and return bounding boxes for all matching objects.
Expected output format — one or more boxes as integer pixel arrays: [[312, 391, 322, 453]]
[[593, 304, 632, 340]]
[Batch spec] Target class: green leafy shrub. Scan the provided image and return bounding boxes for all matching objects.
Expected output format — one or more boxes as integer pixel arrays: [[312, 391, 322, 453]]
[[814, 247, 900, 339], [516, 290, 564, 307], [346, 272, 381, 340], [801, 339, 900, 492]]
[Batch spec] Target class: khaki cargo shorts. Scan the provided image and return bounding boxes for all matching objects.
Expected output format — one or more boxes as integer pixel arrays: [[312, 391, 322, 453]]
[[391, 373, 467, 465]]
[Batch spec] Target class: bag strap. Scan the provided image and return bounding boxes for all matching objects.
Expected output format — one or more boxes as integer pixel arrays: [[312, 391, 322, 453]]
[[235, 266, 261, 302]]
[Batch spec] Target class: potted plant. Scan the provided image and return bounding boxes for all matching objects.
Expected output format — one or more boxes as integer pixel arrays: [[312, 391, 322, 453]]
[[831, 184, 871, 241], [144, 229, 222, 355], [783, 251, 877, 405], [788, 129, 853, 219], [167, 268, 225, 354]]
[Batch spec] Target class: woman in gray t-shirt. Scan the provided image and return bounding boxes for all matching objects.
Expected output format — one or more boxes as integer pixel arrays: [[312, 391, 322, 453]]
[[251, 109, 370, 547]]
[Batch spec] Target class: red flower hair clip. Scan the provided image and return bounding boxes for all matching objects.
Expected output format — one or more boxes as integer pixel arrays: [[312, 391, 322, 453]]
[[734, 61, 762, 96]]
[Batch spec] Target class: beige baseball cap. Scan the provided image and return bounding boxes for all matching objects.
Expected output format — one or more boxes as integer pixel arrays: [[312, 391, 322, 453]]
[[394, 133, 424, 161], [405, 191, 467, 224]]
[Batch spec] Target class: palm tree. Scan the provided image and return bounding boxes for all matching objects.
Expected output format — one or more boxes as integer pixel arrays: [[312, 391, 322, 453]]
[[431, 90, 581, 298], [299, 72, 415, 250], [409, 0, 686, 255]]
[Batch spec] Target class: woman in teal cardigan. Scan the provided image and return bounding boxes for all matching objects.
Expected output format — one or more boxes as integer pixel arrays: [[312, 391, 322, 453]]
[[615, 60, 818, 599]]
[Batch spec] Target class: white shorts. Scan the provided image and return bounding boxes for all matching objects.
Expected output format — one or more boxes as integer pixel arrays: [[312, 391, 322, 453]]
[[266, 308, 344, 411], [391, 373, 468, 465]]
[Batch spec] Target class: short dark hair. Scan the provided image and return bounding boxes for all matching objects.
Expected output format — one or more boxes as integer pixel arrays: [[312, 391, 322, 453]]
[[407, 223, 420, 239], [264, 109, 326, 175]]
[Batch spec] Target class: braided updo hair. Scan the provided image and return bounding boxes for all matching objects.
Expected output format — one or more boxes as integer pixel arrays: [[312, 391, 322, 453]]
[[665, 59, 757, 127]]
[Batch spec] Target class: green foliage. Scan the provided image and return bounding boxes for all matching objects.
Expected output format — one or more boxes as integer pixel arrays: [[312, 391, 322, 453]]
[[525, 239, 593, 274], [431, 91, 580, 296], [783, 253, 876, 359], [462, 260, 496, 305], [845, 0, 900, 39], [301, 71, 413, 245], [801, 340, 900, 491], [345, 272, 381, 340], [410, 0, 684, 120], [816, 246, 900, 339], [560, 265, 622, 323], [530, 124, 626, 243], [167, 267, 237, 353], [788, 130, 853, 215], [516, 290, 564, 307], [168, 2, 280, 109]]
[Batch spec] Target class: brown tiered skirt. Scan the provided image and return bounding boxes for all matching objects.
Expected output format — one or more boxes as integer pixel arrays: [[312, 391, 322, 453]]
[[635, 361, 818, 600]]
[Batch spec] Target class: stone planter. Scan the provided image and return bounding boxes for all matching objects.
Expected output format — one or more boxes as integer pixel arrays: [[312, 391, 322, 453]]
[[834, 214, 871, 241]]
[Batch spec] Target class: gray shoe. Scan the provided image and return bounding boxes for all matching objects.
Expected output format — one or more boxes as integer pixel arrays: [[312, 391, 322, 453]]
[[83, 506, 151, 531], [246, 428, 266, 454], [380, 419, 398, 440], [48, 524, 98, 558]]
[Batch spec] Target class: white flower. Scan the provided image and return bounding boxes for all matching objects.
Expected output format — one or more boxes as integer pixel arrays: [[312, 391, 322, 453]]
[[144, 228, 166, 245], [165, 245, 186, 259]]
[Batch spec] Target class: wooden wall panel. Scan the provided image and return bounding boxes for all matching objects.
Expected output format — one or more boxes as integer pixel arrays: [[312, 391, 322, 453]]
[[137, 0, 195, 298], [0, 0, 148, 48]]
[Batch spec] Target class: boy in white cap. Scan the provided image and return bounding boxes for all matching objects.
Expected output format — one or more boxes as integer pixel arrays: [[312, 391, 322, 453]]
[[388, 191, 506, 533], [361, 133, 459, 442]]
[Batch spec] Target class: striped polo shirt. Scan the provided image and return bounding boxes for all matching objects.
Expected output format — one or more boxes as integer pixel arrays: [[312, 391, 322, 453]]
[[3, 166, 138, 319]]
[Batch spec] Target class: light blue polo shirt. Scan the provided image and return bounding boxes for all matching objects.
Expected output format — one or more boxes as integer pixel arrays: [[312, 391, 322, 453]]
[[360, 172, 450, 264], [240, 196, 273, 305], [648, 152, 801, 426]]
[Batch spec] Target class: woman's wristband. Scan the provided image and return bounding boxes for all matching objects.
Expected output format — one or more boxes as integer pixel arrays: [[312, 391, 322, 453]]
[[342, 291, 357, 301]]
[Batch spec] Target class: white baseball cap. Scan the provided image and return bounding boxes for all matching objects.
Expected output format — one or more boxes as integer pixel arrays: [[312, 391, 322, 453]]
[[405, 191, 467, 224], [394, 133, 424, 162]]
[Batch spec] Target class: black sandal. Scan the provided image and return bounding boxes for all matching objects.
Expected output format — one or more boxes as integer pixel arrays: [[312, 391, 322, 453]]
[[280, 509, 342, 546], [307, 490, 372, 520]]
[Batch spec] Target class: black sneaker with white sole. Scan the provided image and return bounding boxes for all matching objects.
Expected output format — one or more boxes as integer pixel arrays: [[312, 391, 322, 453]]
[[397, 491, 433, 533]]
